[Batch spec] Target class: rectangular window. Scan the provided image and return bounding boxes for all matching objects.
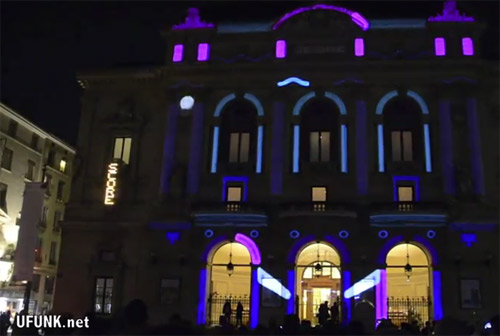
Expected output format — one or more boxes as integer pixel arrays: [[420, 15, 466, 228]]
[[32, 274, 41, 293], [354, 38, 364, 57], [8, 120, 18, 137], [1, 147, 13, 170], [226, 186, 242, 202], [275, 40, 287, 59], [172, 44, 183, 62], [309, 132, 330, 162], [26, 160, 36, 181], [434, 37, 446, 56], [40, 207, 48, 227], [391, 131, 413, 162], [31, 134, 39, 151], [57, 181, 65, 201], [35, 238, 43, 262], [312, 187, 327, 202], [47, 150, 56, 167], [113, 137, 132, 164], [462, 37, 474, 56], [0, 183, 7, 212], [197, 43, 209, 61], [94, 277, 113, 314], [44, 174, 52, 195], [53, 211, 62, 232], [49, 242, 57, 265], [59, 159, 67, 173], [44, 276, 55, 295], [397, 186, 414, 202], [229, 133, 250, 163]]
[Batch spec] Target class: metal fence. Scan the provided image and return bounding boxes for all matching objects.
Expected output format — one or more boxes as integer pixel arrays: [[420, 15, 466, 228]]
[[387, 297, 431, 327], [207, 294, 250, 327]]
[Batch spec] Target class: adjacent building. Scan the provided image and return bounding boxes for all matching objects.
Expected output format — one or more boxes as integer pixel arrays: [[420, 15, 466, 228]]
[[0, 103, 75, 314], [53, 1, 499, 330]]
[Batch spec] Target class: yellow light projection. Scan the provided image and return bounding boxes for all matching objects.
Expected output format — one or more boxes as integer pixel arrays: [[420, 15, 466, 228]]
[[104, 163, 118, 205]]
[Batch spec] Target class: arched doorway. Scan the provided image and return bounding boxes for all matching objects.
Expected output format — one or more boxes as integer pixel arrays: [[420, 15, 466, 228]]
[[296, 242, 342, 325], [386, 243, 432, 327], [207, 241, 252, 326]]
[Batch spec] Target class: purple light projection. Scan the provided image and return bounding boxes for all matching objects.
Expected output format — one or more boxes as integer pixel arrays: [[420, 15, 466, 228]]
[[235, 233, 262, 265], [172, 44, 183, 62], [275, 40, 286, 59], [428, 1, 474, 22], [271, 102, 285, 195], [197, 43, 210, 61], [166, 232, 180, 245], [462, 37, 474, 56], [273, 4, 369, 31], [355, 101, 368, 195], [355, 38, 365, 57], [172, 8, 215, 30], [187, 103, 205, 195], [286, 270, 295, 314], [434, 37, 446, 56], [439, 100, 456, 195], [461, 233, 477, 247], [393, 176, 420, 202], [375, 269, 388, 324], [197, 269, 207, 324], [160, 104, 179, 194], [467, 98, 485, 196]]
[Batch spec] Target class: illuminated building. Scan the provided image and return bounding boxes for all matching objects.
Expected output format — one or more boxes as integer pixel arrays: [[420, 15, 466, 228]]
[[53, 2, 498, 329], [0, 103, 75, 314]]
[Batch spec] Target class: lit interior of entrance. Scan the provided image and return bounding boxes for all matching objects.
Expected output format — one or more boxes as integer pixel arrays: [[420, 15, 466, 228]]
[[386, 243, 432, 326], [208, 242, 251, 326], [296, 242, 341, 325]]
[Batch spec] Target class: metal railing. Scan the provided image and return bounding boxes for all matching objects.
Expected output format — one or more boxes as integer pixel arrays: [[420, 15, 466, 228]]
[[387, 296, 431, 328], [207, 294, 250, 327]]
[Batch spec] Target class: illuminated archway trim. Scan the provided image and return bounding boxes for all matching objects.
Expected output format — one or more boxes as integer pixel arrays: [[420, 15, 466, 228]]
[[376, 90, 398, 115], [324, 91, 347, 115], [292, 92, 316, 116], [235, 233, 262, 265], [407, 90, 429, 115], [243, 93, 265, 116], [214, 93, 236, 117], [273, 4, 369, 31]]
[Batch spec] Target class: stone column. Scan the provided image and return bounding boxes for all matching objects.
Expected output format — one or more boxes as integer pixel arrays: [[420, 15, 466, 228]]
[[187, 103, 205, 195], [160, 104, 179, 195]]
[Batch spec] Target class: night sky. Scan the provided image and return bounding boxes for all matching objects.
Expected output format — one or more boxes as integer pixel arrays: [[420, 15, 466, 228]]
[[1, 1, 498, 147]]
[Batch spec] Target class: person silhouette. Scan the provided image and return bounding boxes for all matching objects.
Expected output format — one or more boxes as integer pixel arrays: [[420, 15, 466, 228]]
[[222, 300, 232, 325], [330, 302, 340, 324], [236, 302, 244, 326]]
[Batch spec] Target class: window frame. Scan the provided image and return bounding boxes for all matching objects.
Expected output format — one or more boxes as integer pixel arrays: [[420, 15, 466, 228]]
[[112, 137, 132, 165], [56, 181, 65, 201], [0, 183, 7, 212], [1, 147, 13, 171], [8, 120, 18, 137], [309, 131, 331, 162], [49, 241, 57, 265], [229, 132, 250, 163], [26, 160, 36, 181], [94, 277, 114, 315], [391, 130, 413, 162]]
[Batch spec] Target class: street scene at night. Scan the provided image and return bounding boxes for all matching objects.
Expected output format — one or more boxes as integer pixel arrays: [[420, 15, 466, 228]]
[[0, 1, 499, 335]]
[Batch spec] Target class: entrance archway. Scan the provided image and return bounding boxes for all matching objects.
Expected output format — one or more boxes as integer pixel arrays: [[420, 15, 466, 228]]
[[385, 243, 432, 327], [296, 242, 342, 325], [207, 241, 252, 326]]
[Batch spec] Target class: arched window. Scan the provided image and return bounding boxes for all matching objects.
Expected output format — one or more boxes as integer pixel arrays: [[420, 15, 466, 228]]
[[220, 100, 257, 165], [384, 97, 423, 164], [301, 98, 339, 164]]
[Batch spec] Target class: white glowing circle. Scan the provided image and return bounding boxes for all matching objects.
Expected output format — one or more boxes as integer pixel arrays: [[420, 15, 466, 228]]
[[180, 96, 195, 110]]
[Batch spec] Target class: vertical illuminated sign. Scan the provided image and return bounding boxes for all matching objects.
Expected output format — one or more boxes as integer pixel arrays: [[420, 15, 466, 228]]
[[104, 163, 118, 205]]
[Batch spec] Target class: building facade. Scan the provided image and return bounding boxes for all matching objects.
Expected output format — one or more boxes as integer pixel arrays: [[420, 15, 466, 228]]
[[53, 1, 499, 329], [0, 103, 75, 314]]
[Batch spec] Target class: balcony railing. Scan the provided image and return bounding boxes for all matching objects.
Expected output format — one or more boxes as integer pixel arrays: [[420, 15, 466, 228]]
[[191, 202, 268, 214], [370, 202, 448, 214]]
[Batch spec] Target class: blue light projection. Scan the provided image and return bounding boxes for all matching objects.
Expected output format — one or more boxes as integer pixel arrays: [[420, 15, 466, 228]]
[[257, 267, 291, 300], [393, 175, 420, 201], [197, 269, 207, 324], [210, 126, 219, 173], [324, 92, 347, 115], [166, 232, 180, 245], [423, 124, 432, 172], [293, 92, 316, 116], [287, 270, 295, 314], [341, 124, 348, 173], [214, 93, 237, 117], [250, 269, 259, 328], [293, 125, 300, 173], [378, 230, 389, 239], [256, 125, 264, 173], [407, 90, 429, 115], [344, 269, 381, 299], [289, 230, 300, 239], [461, 233, 477, 247], [433, 271, 443, 320], [222, 176, 249, 201], [377, 124, 385, 172], [376, 91, 398, 115], [277, 77, 310, 87], [243, 93, 264, 116]]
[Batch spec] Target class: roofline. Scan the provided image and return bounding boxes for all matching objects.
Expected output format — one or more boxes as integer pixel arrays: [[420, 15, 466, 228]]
[[0, 102, 76, 154]]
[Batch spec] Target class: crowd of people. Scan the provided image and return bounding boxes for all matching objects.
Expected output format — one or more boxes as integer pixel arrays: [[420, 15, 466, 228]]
[[0, 299, 498, 335]]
